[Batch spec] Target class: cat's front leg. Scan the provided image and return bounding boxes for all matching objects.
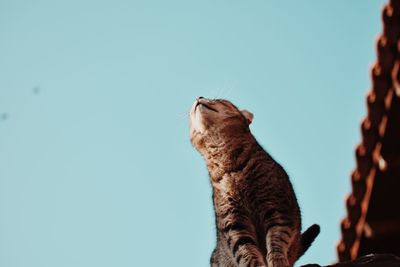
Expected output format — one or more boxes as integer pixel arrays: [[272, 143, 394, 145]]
[[219, 215, 267, 267], [265, 225, 293, 267]]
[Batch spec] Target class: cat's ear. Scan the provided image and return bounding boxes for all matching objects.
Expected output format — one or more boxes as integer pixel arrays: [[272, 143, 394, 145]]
[[241, 109, 253, 124]]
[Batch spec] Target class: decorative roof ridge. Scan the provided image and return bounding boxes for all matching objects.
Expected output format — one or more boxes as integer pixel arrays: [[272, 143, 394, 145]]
[[337, 0, 400, 261]]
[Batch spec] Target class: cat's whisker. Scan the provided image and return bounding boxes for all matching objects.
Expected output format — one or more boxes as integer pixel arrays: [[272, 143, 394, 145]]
[[220, 79, 229, 98], [176, 113, 190, 127], [215, 86, 224, 99], [206, 88, 220, 100], [177, 110, 189, 120], [220, 78, 234, 99], [211, 79, 233, 100]]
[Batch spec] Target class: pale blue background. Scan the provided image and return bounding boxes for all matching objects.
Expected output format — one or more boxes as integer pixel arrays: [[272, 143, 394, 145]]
[[0, 1, 386, 266]]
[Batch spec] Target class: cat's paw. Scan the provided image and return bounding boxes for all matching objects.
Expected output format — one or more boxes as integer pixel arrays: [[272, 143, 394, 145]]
[[267, 256, 290, 267], [269, 261, 289, 267]]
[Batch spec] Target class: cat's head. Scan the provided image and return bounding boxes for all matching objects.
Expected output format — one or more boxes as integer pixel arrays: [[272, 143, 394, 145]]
[[189, 97, 253, 151]]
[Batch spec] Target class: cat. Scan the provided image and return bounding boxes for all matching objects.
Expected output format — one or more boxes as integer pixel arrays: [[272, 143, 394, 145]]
[[189, 97, 320, 267]]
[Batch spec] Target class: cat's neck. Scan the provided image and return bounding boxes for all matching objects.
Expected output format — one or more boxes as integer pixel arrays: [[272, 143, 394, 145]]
[[202, 133, 257, 180]]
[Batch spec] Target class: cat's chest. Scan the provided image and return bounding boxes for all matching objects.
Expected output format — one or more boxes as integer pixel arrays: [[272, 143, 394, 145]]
[[212, 172, 245, 195]]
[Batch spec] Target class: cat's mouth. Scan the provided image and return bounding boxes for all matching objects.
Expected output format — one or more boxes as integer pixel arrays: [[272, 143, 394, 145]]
[[195, 99, 218, 113]]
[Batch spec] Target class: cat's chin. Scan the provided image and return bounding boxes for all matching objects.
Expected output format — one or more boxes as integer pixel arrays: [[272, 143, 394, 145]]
[[189, 112, 206, 135]]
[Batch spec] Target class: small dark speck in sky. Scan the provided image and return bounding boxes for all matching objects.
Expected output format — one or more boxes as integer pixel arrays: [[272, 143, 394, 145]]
[[1, 113, 9, 121], [33, 86, 40, 95]]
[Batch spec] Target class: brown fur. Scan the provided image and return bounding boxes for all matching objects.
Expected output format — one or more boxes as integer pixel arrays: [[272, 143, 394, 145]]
[[189, 98, 319, 267]]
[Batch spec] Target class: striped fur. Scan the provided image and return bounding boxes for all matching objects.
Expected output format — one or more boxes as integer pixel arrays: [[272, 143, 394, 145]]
[[189, 98, 319, 267]]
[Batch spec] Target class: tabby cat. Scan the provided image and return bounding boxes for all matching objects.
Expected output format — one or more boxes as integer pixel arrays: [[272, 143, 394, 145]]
[[189, 97, 320, 267]]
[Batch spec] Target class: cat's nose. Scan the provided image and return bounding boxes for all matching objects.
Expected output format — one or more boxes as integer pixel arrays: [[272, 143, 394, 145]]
[[196, 96, 204, 102]]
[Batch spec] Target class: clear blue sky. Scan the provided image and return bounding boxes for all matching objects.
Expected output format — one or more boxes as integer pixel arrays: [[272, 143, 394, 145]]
[[0, 1, 386, 266]]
